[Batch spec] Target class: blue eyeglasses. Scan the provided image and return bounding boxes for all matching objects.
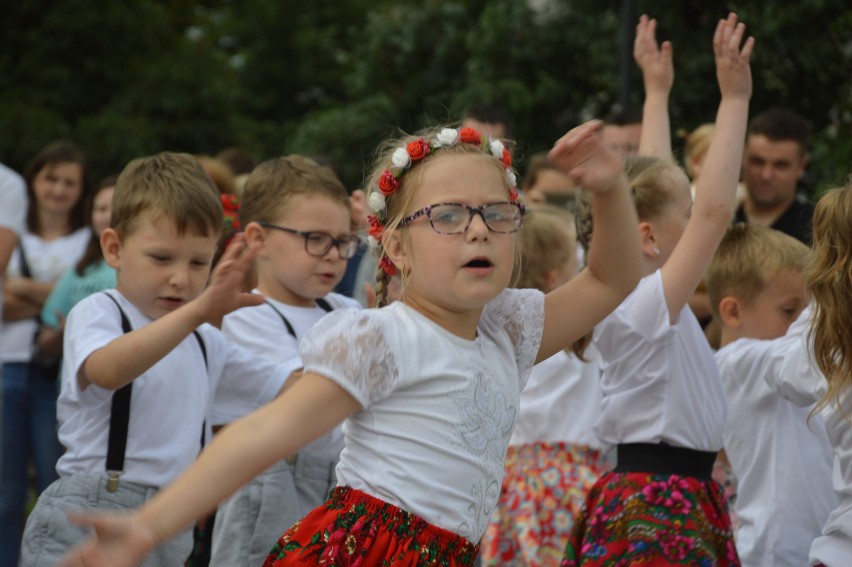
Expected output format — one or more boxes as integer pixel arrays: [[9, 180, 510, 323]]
[[258, 221, 361, 259], [399, 201, 524, 235]]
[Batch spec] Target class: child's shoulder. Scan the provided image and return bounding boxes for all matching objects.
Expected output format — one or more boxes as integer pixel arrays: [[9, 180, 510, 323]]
[[321, 291, 363, 311]]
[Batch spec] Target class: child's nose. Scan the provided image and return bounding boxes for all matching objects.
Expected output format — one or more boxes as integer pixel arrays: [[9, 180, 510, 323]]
[[466, 212, 489, 239], [169, 265, 191, 288]]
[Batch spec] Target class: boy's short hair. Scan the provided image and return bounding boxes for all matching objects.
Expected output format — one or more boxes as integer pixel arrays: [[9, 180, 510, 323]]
[[705, 223, 811, 320], [112, 152, 222, 238], [239, 155, 349, 226]]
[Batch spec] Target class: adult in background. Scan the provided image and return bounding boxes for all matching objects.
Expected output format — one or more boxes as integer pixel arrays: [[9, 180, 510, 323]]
[[734, 108, 814, 244]]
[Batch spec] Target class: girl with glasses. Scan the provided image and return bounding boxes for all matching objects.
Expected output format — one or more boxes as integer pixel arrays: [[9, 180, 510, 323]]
[[59, 119, 641, 567]]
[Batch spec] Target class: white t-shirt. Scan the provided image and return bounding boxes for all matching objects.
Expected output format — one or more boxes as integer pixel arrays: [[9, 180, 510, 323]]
[[764, 308, 852, 567], [510, 344, 605, 450], [299, 288, 544, 541], [716, 310, 835, 567], [0, 163, 26, 327], [220, 290, 360, 460], [0, 227, 90, 362], [593, 270, 726, 451], [56, 291, 289, 488]]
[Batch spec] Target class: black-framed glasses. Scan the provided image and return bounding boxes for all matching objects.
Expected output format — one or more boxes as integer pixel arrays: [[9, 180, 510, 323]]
[[399, 201, 524, 235], [258, 221, 360, 259]]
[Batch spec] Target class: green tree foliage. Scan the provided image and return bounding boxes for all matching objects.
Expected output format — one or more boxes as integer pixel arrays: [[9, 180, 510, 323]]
[[1, 0, 849, 193]]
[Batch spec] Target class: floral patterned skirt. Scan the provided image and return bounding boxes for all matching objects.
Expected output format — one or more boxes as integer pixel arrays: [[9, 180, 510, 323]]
[[561, 471, 739, 566], [480, 441, 610, 567], [263, 486, 478, 566]]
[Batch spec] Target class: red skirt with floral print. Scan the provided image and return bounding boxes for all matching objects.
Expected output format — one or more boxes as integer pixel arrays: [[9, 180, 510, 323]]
[[561, 471, 739, 566], [263, 486, 478, 566]]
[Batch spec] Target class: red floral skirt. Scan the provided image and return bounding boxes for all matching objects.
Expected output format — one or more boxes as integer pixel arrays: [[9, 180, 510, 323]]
[[263, 486, 478, 566], [481, 441, 609, 567], [561, 471, 739, 566]]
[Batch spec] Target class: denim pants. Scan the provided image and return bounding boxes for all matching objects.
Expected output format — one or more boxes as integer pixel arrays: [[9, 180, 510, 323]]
[[0, 361, 63, 566]]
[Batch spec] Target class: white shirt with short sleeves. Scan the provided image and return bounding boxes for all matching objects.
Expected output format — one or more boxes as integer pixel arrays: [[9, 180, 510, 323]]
[[299, 288, 544, 542], [220, 290, 360, 460], [56, 291, 289, 488], [716, 308, 835, 567], [0, 227, 90, 362], [0, 163, 26, 326], [593, 270, 726, 451], [763, 307, 852, 567], [510, 344, 605, 450]]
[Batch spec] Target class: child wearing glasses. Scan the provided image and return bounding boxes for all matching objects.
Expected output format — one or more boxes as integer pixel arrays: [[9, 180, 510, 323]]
[[20, 153, 294, 567], [59, 119, 642, 567], [209, 155, 361, 567]]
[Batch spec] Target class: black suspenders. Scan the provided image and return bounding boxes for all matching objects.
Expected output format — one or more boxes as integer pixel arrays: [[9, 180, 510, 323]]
[[264, 297, 333, 339], [102, 293, 208, 492]]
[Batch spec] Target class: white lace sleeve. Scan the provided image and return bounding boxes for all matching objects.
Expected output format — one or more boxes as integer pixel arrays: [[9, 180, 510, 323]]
[[484, 288, 545, 382], [300, 309, 399, 408]]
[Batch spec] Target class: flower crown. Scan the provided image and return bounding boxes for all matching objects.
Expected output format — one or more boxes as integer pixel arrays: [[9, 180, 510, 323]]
[[366, 126, 519, 276]]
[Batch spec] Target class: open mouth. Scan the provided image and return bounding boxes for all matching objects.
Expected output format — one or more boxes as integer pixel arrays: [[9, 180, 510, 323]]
[[464, 258, 493, 268]]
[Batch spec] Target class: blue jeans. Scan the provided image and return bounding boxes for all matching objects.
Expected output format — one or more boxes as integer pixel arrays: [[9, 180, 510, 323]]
[[0, 361, 63, 566]]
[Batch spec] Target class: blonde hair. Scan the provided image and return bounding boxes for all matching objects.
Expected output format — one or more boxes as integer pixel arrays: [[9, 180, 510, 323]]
[[239, 155, 349, 227], [808, 180, 852, 419], [112, 152, 222, 239], [367, 126, 515, 307], [682, 123, 714, 179], [511, 205, 575, 291], [574, 155, 684, 251], [705, 223, 811, 321]]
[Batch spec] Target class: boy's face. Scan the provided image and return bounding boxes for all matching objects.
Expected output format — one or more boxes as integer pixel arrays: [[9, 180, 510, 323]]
[[738, 267, 807, 340], [103, 212, 218, 320], [253, 194, 351, 306]]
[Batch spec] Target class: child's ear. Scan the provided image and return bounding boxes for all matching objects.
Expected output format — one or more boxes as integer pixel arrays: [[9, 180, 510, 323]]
[[243, 222, 267, 257], [101, 228, 122, 269], [638, 221, 658, 258], [382, 228, 406, 272], [718, 296, 742, 329]]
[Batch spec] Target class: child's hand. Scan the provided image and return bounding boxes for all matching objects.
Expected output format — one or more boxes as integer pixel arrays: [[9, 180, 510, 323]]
[[634, 14, 673, 96], [714, 13, 754, 100], [197, 233, 264, 324], [548, 121, 624, 194], [59, 510, 157, 567]]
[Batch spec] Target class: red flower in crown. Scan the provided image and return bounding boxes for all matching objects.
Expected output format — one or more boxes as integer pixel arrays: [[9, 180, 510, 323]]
[[501, 148, 512, 168], [377, 170, 399, 196], [406, 138, 431, 161], [459, 127, 481, 145], [367, 215, 384, 239], [508, 185, 519, 202], [379, 255, 398, 276]]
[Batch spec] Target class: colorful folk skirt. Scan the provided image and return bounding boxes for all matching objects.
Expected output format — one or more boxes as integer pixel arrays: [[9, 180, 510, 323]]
[[481, 441, 610, 567], [263, 486, 478, 566], [562, 444, 739, 566]]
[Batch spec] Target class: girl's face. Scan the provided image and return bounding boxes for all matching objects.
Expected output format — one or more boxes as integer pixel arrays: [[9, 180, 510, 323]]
[[395, 154, 517, 314], [32, 161, 84, 218], [92, 186, 115, 237]]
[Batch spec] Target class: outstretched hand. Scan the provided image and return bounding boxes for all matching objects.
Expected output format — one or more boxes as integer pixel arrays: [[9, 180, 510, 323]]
[[634, 14, 673, 96], [58, 510, 156, 567], [714, 13, 754, 99], [548, 121, 625, 194], [198, 233, 264, 324]]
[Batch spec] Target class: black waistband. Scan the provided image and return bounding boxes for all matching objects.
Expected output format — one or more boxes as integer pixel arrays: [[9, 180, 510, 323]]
[[613, 443, 716, 480]]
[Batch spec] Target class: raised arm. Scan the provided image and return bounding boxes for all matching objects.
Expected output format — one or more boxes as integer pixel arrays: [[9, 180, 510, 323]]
[[80, 236, 263, 390], [660, 13, 754, 320], [60, 373, 361, 567], [635, 14, 674, 159], [537, 120, 642, 362]]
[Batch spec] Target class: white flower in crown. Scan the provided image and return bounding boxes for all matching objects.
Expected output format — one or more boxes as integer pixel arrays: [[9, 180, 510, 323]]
[[368, 235, 381, 249], [368, 191, 386, 213], [436, 128, 459, 147], [391, 148, 411, 169], [505, 169, 517, 188], [489, 139, 505, 159]]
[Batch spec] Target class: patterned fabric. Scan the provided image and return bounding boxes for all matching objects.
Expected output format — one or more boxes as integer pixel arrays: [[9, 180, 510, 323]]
[[711, 459, 739, 533], [184, 513, 216, 567], [263, 486, 478, 566], [481, 442, 610, 567], [562, 471, 739, 566]]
